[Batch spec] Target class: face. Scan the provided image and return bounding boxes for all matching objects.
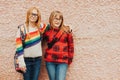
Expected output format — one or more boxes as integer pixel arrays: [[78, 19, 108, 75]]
[[52, 15, 62, 28], [29, 9, 38, 23]]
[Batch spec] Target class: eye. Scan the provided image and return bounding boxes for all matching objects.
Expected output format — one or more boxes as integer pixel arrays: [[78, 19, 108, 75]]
[[31, 13, 38, 17]]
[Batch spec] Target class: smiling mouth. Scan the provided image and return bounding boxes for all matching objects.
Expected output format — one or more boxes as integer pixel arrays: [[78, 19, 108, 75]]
[[55, 23, 59, 25]]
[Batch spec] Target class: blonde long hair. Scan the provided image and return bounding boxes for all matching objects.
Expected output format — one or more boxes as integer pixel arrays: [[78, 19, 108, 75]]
[[25, 7, 41, 38], [49, 11, 63, 29], [49, 11, 70, 33]]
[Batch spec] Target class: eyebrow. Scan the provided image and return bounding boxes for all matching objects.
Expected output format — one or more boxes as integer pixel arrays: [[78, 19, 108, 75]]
[[31, 12, 38, 14]]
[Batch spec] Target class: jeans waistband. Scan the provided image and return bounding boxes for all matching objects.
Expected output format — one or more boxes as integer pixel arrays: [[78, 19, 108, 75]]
[[24, 56, 42, 60]]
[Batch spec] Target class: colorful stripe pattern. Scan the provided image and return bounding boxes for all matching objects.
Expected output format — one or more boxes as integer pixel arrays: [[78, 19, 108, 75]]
[[16, 38, 24, 56], [16, 23, 49, 56], [24, 31, 41, 48]]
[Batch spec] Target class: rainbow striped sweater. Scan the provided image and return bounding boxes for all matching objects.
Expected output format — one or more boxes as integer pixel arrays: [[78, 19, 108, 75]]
[[15, 23, 49, 67]]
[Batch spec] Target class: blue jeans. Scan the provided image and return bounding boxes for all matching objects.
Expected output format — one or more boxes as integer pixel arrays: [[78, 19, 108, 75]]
[[23, 57, 42, 80], [46, 62, 68, 80]]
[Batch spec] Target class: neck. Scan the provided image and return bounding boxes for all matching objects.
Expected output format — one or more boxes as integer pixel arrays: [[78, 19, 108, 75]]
[[29, 22, 36, 28], [52, 26, 59, 29]]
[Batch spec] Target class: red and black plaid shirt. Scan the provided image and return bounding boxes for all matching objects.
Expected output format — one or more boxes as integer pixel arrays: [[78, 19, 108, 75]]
[[43, 28, 74, 65]]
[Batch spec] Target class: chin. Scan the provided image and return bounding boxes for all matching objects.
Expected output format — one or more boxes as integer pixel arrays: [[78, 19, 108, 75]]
[[55, 25, 60, 28], [31, 20, 37, 22]]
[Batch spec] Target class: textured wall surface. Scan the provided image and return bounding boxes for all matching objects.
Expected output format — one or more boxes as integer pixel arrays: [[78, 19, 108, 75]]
[[0, 0, 120, 80]]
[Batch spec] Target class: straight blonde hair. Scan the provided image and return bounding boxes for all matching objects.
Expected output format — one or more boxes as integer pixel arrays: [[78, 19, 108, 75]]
[[25, 7, 41, 38], [49, 11, 64, 29], [49, 11, 70, 33]]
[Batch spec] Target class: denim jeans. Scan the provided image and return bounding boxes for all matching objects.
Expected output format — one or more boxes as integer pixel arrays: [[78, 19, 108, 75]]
[[46, 62, 68, 80], [23, 57, 42, 80]]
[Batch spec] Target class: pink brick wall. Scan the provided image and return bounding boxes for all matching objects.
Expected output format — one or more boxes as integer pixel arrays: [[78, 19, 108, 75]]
[[0, 0, 120, 80]]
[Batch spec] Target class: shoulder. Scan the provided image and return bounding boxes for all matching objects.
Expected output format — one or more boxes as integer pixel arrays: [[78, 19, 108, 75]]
[[18, 24, 24, 28], [44, 28, 51, 34], [18, 23, 26, 32]]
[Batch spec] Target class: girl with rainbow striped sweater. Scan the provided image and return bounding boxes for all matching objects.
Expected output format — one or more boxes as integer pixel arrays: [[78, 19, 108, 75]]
[[15, 7, 49, 80]]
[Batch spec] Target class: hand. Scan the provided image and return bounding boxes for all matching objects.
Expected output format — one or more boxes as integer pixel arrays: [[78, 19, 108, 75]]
[[20, 66, 27, 73], [60, 25, 71, 33]]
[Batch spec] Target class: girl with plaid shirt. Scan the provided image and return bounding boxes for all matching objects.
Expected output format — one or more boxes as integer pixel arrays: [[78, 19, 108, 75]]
[[43, 11, 74, 80]]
